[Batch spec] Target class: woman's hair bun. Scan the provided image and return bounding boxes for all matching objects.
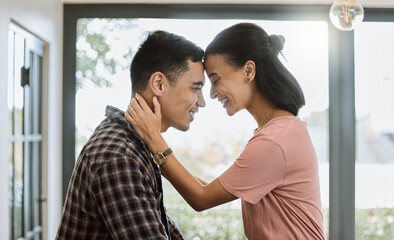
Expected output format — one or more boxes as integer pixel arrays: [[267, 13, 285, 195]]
[[269, 34, 285, 51]]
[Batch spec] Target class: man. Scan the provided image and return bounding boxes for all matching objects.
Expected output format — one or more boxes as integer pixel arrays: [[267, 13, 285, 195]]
[[56, 30, 206, 239]]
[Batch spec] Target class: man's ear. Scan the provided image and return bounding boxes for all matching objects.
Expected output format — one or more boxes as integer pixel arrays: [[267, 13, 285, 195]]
[[244, 60, 256, 82], [149, 72, 167, 96]]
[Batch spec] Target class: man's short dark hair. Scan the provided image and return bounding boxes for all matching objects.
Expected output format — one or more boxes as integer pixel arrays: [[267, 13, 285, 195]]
[[130, 30, 204, 93]]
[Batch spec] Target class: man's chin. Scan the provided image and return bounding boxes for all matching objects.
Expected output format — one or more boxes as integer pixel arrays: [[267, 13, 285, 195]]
[[173, 123, 190, 132]]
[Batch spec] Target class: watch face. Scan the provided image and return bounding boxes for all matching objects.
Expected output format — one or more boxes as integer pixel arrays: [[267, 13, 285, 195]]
[[154, 153, 165, 165], [153, 148, 172, 165]]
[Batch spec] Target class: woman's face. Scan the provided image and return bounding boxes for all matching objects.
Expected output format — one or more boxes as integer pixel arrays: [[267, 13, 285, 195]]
[[204, 54, 252, 116]]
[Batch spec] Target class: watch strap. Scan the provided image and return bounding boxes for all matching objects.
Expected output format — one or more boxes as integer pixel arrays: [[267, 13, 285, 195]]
[[162, 148, 173, 158], [153, 147, 173, 166]]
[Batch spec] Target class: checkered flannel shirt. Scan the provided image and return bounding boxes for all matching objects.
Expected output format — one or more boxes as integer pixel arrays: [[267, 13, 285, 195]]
[[56, 105, 183, 240]]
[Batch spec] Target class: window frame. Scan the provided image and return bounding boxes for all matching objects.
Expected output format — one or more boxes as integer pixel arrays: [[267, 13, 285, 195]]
[[62, 4, 394, 239]]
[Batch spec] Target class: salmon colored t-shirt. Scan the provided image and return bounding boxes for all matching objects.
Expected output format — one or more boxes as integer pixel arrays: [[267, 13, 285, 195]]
[[219, 116, 325, 240]]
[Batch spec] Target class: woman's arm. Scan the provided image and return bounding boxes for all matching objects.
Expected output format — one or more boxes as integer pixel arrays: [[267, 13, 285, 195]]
[[195, 177, 208, 186], [160, 145, 236, 211], [125, 94, 237, 211], [161, 163, 206, 186]]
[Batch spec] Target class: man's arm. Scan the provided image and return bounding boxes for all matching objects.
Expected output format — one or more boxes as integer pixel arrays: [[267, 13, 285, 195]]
[[91, 155, 171, 239]]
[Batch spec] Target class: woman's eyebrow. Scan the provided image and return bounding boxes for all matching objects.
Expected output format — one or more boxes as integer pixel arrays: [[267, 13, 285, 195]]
[[208, 73, 217, 78]]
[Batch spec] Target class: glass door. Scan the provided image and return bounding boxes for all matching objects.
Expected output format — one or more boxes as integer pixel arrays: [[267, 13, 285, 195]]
[[8, 23, 45, 240]]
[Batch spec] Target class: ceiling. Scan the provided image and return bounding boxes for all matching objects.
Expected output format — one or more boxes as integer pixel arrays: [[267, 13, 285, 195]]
[[61, 0, 394, 8]]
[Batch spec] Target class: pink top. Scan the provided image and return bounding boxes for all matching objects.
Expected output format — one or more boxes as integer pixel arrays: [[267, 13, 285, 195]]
[[219, 116, 325, 240]]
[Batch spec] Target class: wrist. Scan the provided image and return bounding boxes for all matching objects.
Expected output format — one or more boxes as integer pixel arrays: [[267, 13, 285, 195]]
[[148, 134, 168, 153]]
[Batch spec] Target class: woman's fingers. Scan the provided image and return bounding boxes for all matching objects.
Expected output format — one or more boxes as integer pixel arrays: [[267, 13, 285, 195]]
[[126, 99, 142, 124], [130, 97, 143, 114], [152, 96, 162, 120], [124, 94, 162, 145], [135, 93, 150, 111], [125, 104, 135, 122]]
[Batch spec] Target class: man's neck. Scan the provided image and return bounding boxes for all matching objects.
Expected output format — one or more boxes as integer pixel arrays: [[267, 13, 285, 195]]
[[133, 91, 168, 133]]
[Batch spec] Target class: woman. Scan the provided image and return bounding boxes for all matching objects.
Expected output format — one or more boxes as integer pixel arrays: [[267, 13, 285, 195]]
[[126, 23, 325, 239]]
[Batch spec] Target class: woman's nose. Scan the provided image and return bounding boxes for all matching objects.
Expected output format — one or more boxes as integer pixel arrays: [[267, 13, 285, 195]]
[[210, 85, 217, 99]]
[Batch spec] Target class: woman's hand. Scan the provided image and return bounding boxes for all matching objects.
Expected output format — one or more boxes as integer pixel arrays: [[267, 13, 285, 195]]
[[125, 94, 167, 152]]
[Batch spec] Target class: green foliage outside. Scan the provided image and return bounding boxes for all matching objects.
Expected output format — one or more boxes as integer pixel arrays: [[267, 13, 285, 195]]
[[164, 186, 246, 240], [165, 194, 393, 240], [355, 208, 394, 240], [76, 18, 140, 90]]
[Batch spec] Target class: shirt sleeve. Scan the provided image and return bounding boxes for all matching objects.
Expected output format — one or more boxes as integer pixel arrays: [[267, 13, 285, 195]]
[[218, 134, 286, 204], [91, 155, 169, 240]]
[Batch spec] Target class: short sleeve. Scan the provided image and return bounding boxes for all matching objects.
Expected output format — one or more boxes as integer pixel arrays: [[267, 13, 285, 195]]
[[218, 135, 286, 204]]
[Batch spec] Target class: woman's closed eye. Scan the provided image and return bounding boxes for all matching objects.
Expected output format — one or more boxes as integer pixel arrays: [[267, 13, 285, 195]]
[[212, 79, 220, 86]]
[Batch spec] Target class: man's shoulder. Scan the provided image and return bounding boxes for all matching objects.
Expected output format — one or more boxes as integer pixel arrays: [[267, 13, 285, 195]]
[[86, 119, 128, 149], [84, 117, 150, 161]]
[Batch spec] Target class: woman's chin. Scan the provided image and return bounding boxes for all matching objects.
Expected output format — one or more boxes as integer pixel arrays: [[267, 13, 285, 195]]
[[225, 107, 237, 116]]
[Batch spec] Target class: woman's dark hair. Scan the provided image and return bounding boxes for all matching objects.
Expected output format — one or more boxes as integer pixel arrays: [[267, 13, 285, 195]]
[[130, 30, 204, 93], [205, 23, 305, 116]]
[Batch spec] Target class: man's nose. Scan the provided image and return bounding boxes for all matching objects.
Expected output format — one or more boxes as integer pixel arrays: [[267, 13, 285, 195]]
[[197, 90, 206, 108]]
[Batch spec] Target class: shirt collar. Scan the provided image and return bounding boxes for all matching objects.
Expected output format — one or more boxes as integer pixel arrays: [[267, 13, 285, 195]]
[[105, 105, 137, 135]]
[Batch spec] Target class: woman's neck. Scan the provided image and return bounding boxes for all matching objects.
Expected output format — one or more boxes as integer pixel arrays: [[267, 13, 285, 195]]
[[246, 92, 293, 129]]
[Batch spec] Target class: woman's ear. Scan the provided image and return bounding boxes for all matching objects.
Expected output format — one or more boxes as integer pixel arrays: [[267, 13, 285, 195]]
[[149, 72, 167, 96], [244, 60, 256, 82]]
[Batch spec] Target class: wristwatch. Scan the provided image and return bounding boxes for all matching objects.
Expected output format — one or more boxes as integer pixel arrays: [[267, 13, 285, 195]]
[[153, 148, 173, 166]]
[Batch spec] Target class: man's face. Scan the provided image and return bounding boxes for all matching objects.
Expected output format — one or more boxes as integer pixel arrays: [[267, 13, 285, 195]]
[[160, 60, 206, 132]]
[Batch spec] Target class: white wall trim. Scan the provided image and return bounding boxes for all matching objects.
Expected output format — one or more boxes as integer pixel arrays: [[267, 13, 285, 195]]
[[0, 3, 10, 238]]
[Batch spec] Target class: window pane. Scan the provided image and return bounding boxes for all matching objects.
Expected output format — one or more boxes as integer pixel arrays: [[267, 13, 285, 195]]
[[8, 143, 14, 240], [355, 22, 394, 239], [25, 141, 34, 234], [8, 30, 14, 135], [76, 18, 329, 238], [13, 141, 24, 239], [34, 56, 43, 135], [33, 141, 43, 236], [27, 53, 43, 135]]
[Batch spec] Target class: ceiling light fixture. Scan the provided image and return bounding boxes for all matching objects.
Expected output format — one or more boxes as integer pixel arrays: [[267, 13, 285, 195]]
[[329, 0, 364, 31]]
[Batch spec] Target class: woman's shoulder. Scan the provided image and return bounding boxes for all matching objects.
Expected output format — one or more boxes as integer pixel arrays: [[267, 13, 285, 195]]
[[252, 116, 309, 146]]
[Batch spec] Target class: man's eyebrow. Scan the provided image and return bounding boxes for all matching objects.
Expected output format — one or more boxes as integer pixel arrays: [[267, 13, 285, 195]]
[[192, 81, 205, 87]]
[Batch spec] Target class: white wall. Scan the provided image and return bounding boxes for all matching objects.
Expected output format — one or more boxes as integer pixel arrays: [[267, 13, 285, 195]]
[[0, 0, 63, 239], [0, 0, 10, 239]]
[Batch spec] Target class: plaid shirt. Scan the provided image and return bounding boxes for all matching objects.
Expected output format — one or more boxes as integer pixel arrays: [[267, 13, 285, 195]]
[[56, 106, 183, 240]]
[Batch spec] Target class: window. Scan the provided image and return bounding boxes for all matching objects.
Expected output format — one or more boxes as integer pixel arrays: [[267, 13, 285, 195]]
[[74, 17, 329, 239], [66, 4, 382, 239], [8, 23, 45, 240], [355, 22, 394, 239]]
